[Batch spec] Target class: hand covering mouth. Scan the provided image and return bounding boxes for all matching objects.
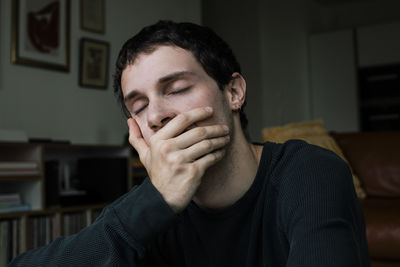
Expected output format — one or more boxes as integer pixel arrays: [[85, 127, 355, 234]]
[[182, 124, 198, 134]]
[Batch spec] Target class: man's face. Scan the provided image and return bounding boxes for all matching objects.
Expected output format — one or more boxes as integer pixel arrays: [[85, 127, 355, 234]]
[[121, 45, 233, 143]]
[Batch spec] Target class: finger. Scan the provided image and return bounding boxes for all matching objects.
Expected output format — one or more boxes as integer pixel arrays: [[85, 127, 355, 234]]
[[195, 148, 226, 173], [127, 118, 148, 157], [183, 135, 230, 161], [174, 125, 229, 149], [156, 107, 213, 140]]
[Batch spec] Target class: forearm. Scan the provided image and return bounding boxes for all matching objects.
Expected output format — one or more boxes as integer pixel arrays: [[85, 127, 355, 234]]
[[9, 178, 177, 266]]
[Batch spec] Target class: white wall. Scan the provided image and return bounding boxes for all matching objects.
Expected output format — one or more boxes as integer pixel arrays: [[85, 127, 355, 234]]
[[258, 0, 312, 129], [202, 0, 400, 139], [202, 0, 263, 142], [202, 0, 312, 141], [309, 30, 359, 131], [0, 0, 201, 145], [311, 0, 400, 33], [357, 22, 400, 67]]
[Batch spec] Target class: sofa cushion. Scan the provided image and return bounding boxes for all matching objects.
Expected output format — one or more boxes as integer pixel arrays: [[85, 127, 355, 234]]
[[262, 120, 366, 198], [331, 132, 400, 197], [361, 198, 400, 260]]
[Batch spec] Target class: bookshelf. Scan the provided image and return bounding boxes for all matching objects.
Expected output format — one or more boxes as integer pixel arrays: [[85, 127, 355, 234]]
[[0, 142, 132, 265], [358, 64, 400, 131], [0, 143, 44, 212]]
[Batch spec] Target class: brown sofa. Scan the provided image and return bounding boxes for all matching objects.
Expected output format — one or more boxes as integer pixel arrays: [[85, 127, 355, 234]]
[[331, 132, 400, 267]]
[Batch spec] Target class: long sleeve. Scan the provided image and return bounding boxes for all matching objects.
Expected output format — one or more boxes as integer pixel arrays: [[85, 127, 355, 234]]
[[277, 143, 370, 267], [9, 178, 177, 266]]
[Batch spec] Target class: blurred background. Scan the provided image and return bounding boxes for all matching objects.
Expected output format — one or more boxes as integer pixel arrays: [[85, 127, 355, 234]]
[[1, 0, 400, 144], [1, 2, 400, 265]]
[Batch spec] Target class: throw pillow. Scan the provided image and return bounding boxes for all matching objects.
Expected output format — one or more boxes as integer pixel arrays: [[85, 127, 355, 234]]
[[262, 119, 366, 199]]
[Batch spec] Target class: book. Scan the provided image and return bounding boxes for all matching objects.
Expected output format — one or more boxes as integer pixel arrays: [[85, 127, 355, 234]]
[[0, 170, 40, 176], [0, 193, 21, 206], [52, 213, 61, 240], [0, 162, 39, 170], [0, 204, 31, 214], [0, 221, 9, 266], [0, 161, 40, 176], [19, 217, 26, 252], [12, 219, 18, 259]]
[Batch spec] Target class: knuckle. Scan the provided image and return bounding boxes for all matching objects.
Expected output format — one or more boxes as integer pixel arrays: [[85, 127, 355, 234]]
[[159, 142, 171, 155], [177, 113, 189, 123], [196, 127, 207, 138], [215, 149, 225, 160], [171, 163, 183, 173], [172, 153, 185, 164], [203, 139, 213, 150], [211, 152, 218, 162]]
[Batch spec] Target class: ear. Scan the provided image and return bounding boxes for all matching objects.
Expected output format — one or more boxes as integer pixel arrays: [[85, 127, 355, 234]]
[[225, 72, 246, 111]]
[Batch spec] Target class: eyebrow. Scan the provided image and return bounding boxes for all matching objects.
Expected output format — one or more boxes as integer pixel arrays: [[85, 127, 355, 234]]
[[123, 70, 195, 103], [158, 70, 195, 84]]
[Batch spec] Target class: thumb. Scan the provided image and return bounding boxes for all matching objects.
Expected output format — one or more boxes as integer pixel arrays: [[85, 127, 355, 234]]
[[127, 118, 148, 160]]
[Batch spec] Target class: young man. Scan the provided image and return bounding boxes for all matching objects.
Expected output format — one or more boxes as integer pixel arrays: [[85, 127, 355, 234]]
[[10, 21, 370, 266]]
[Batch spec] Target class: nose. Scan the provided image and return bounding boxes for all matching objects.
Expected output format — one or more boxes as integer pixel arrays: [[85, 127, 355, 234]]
[[147, 100, 176, 132]]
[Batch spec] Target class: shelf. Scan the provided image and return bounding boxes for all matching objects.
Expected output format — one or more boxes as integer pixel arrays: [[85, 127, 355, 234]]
[[0, 142, 131, 263], [29, 203, 108, 216], [0, 175, 42, 182], [0, 203, 107, 219]]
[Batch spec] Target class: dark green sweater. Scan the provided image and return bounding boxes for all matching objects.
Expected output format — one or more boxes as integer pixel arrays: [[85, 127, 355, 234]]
[[10, 140, 370, 266]]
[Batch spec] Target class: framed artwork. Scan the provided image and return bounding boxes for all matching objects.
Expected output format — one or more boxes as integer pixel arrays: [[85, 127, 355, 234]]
[[79, 38, 109, 89], [80, 0, 105, 33], [11, 0, 70, 72]]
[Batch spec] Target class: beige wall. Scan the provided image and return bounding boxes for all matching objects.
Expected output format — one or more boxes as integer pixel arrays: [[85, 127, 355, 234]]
[[258, 0, 312, 131], [0, 0, 201, 145], [203, 0, 311, 141], [203, 0, 400, 140], [311, 0, 400, 33], [2, 0, 400, 145], [202, 0, 263, 141]]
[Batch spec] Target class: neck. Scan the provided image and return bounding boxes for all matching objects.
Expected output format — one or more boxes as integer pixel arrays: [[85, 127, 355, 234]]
[[193, 123, 262, 210]]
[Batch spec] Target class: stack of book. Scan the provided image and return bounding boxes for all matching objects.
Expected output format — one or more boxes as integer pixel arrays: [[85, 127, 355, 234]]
[[0, 193, 30, 213], [62, 212, 89, 237], [0, 218, 24, 266], [26, 212, 89, 250], [0, 161, 40, 176], [27, 215, 59, 250]]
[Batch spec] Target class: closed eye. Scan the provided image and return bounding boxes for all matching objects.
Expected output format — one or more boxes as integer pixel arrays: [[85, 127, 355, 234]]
[[133, 104, 148, 115], [129, 97, 148, 115], [169, 86, 191, 95]]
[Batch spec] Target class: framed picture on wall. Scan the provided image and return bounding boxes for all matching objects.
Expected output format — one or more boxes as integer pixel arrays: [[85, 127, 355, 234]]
[[11, 0, 70, 72], [80, 0, 105, 33], [79, 38, 109, 89]]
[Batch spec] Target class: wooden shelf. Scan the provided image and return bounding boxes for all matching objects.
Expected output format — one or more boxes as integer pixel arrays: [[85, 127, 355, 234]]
[[0, 142, 131, 263], [0, 203, 107, 218], [0, 175, 42, 182]]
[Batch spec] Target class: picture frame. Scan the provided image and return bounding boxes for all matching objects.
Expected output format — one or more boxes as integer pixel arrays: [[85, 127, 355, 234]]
[[11, 0, 70, 72], [79, 38, 109, 89], [80, 0, 105, 33]]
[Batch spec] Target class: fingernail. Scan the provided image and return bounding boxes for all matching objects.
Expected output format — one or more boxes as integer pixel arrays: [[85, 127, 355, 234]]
[[205, 107, 212, 113], [223, 125, 229, 133]]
